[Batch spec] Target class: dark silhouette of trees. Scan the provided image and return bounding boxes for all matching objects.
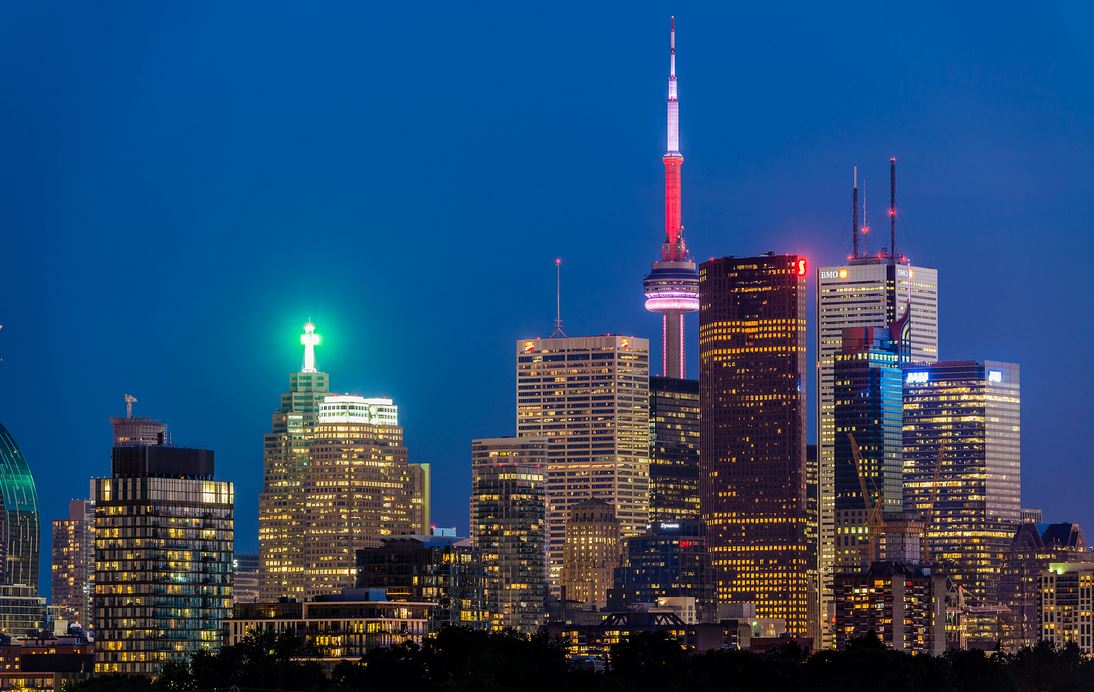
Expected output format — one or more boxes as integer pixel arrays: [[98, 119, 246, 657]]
[[65, 628, 1094, 692]]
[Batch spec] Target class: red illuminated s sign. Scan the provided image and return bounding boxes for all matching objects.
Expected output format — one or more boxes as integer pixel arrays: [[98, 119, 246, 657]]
[[795, 258, 807, 276]]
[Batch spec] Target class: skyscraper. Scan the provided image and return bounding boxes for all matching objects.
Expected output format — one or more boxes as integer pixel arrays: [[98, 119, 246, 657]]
[[259, 322, 329, 600], [51, 499, 94, 627], [699, 254, 810, 636], [832, 323, 907, 573], [903, 360, 1020, 646], [0, 422, 43, 635], [92, 415, 233, 675], [643, 18, 699, 379], [814, 162, 939, 644], [516, 335, 649, 590], [305, 395, 415, 598], [470, 437, 548, 635], [648, 376, 700, 522], [560, 499, 622, 609]]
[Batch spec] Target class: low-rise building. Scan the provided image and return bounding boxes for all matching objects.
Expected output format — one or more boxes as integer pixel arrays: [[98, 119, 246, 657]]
[[0, 632, 94, 691], [226, 590, 432, 669], [548, 610, 697, 667]]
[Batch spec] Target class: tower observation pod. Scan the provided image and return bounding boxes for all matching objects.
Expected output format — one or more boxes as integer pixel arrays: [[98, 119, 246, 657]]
[[644, 17, 699, 378]]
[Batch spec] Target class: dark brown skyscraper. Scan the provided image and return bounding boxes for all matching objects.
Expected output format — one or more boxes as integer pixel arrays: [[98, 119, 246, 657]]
[[699, 254, 810, 635]]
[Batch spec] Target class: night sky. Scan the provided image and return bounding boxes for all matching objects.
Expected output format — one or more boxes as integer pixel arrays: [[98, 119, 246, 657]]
[[2, 2, 1093, 596]]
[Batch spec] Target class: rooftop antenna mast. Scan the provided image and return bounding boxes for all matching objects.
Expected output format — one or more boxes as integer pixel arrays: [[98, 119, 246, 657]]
[[889, 157, 897, 263], [124, 394, 138, 419], [551, 258, 567, 337], [852, 164, 859, 259], [861, 177, 869, 256]]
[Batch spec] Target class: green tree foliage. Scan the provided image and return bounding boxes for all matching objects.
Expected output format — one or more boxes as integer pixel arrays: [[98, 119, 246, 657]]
[[65, 629, 1094, 692]]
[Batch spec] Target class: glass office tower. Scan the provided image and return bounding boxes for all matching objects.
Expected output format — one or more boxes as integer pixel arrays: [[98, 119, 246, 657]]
[[903, 360, 1020, 647], [648, 377, 700, 522]]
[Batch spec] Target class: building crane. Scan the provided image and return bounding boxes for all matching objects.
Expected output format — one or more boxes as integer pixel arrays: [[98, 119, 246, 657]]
[[124, 394, 138, 419], [847, 432, 884, 563]]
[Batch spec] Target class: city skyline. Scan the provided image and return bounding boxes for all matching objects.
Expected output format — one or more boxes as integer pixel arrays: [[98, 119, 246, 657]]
[[2, 3, 1093, 600]]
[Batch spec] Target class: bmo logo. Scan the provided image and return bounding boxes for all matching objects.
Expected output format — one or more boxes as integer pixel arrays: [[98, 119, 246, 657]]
[[820, 270, 840, 279]]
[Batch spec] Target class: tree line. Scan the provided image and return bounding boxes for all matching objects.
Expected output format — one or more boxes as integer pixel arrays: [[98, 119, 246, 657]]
[[67, 627, 1094, 692]]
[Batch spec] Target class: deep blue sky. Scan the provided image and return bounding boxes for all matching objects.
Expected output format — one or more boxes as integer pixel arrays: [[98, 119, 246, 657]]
[[2, 2, 1093, 596]]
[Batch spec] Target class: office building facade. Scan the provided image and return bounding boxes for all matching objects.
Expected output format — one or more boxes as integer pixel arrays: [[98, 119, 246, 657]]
[[50, 499, 94, 627], [560, 500, 623, 609], [833, 561, 947, 655], [1039, 561, 1094, 655], [92, 416, 234, 675], [356, 534, 486, 631], [832, 323, 907, 573], [409, 463, 431, 535], [608, 519, 713, 621], [999, 522, 1087, 652], [903, 360, 1020, 646], [232, 553, 261, 606], [306, 399, 415, 598], [228, 593, 432, 668], [516, 335, 650, 590], [699, 254, 810, 635], [470, 437, 548, 634], [648, 377, 700, 522]]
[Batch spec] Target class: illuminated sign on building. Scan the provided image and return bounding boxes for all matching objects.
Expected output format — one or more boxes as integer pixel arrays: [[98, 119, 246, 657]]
[[988, 370, 1003, 383], [906, 372, 929, 385], [795, 259, 808, 276]]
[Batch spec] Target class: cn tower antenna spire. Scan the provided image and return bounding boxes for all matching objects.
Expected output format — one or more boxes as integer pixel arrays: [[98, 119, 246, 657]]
[[666, 16, 679, 156]]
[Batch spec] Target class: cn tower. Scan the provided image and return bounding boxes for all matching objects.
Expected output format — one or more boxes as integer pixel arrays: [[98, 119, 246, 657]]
[[643, 17, 699, 378]]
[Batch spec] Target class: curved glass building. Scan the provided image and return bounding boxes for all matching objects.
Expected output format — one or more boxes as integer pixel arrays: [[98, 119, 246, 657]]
[[0, 422, 40, 588]]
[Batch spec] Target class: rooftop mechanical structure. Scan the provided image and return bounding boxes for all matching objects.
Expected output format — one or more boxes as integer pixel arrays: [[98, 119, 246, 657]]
[[644, 17, 699, 378]]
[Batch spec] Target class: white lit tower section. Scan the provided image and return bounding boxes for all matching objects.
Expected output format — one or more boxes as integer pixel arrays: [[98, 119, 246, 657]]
[[644, 17, 699, 379]]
